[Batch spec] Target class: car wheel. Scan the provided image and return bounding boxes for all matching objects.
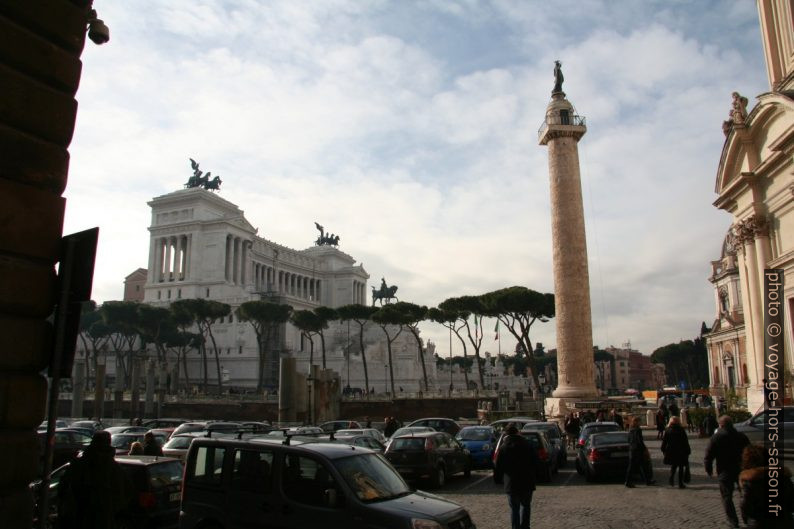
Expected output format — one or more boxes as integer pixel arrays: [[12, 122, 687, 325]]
[[430, 465, 446, 488], [542, 465, 552, 483], [575, 458, 583, 475], [584, 467, 595, 482], [463, 462, 471, 478]]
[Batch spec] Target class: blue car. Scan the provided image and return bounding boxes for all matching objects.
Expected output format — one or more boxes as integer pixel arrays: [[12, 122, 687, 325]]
[[456, 426, 496, 469]]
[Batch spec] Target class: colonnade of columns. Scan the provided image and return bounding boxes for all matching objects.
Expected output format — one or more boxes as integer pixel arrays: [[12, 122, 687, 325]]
[[275, 271, 321, 302], [352, 280, 366, 304], [225, 235, 250, 285], [153, 234, 191, 283]]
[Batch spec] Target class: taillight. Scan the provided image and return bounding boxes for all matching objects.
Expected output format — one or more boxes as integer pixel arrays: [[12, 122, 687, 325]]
[[139, 492, 157, 509], [578, 438, 585, 446], [537, 448, 548, 461], [588, 448, 604, 462]]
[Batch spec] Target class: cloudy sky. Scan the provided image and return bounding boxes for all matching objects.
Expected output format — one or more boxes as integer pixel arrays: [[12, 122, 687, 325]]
[[67, 0, 769, 358]]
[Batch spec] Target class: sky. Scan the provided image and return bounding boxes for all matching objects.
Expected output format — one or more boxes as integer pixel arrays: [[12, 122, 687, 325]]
[[67, 0, 769, 359]]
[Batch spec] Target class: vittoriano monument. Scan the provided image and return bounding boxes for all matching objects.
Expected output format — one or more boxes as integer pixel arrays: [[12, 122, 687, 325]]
[[185, 158, 222, 191], [371, 277, 398, 306], [538, 62, 598, 412]]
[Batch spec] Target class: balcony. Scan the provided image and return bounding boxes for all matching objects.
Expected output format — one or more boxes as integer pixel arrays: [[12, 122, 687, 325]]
[[537, 113, 586, 142]]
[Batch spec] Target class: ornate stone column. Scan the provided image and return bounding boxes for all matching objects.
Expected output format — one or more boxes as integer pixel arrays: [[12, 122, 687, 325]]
[[538, 84, 598, 401]]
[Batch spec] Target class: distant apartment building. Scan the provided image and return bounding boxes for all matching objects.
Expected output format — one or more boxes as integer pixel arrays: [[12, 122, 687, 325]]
[[123, 267, 147, 302]]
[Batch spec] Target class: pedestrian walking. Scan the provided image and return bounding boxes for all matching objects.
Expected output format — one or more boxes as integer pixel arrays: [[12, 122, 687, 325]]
[[625, 417, 655, 487], [703, 412, 718, 437], [609, 409, 624, 429], [704, 415, 750, 528], [739, 443, 794, 528], [494, 424, 539, 529], [142, 432, 163, 456], [564, 412, 581, 449], [655, 408, 666, 440], [661, 416, 691, 488], [57, 431, 131, 529]]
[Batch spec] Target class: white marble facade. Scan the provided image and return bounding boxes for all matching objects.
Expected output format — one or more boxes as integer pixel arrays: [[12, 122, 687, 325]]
[[142, 187, 433, 391]]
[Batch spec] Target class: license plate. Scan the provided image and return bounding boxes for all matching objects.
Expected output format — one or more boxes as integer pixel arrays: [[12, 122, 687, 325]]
[[169, 492, 180, 502], [611, 451, 628, 458]]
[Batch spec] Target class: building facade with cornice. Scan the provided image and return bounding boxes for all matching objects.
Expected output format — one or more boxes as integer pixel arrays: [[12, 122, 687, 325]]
[[709, 0, 794, 411]]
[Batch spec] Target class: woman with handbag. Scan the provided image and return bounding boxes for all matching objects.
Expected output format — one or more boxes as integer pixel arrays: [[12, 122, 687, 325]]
[[661, 416, 691, 488]]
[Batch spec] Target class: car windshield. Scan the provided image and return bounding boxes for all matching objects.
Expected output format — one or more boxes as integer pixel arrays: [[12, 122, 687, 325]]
[[391, 427, 432, 438], [592, 432, 629, 446], [457, 428, 491, 441], [334, 454, 411, 503]]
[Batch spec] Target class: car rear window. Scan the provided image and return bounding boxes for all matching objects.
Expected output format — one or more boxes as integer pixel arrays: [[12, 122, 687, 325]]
[[523, 425, 559, 439], [165, 436, 194, 449], [458, 428, 491, 441], [591, 432, 629, 446], [147, 461, 184, 490], [390, 438, 425, 450], [584, 425, 619, 437]]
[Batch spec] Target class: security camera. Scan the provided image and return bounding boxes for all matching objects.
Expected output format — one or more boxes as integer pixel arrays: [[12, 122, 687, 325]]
[[87, 9, 110, 45]]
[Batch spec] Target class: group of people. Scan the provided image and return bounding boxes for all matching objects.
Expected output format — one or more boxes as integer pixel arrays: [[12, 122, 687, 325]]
[[563, 408, 625, 449], [382, 416, 402, 438], [497, 413, 793, 529]]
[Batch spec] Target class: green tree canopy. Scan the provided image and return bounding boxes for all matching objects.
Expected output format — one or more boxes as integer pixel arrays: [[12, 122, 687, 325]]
[[237, 301, 293, 391], [391, 302, 430, 391], [438, 295, 486, 388], [337, 304, 379, 395]]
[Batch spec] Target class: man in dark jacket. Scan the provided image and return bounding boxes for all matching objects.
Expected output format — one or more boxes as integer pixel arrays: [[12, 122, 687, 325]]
[[57, 431, 130, 529], [704, 415, 750, 528], [494, 425, 538, 529], [142, 432, 163, 456], [625, 416, 655, 487]]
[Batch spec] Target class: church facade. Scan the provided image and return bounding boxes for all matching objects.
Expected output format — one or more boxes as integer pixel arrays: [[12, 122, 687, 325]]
[[708, 0, 794, 411]]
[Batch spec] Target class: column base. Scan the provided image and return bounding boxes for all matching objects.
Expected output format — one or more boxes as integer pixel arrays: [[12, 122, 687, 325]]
[[552, 385, 598, 399], [544, 397, 584, 419]]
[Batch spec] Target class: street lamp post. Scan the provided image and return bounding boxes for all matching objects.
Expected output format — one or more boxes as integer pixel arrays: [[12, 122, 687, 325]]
[[538, 373, 547, 420]]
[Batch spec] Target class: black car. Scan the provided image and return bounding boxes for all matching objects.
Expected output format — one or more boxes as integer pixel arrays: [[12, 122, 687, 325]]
[[33, 455, 184, 529], [493, 430, 557, 482], [521, 422, 567, 467], [574, 422, 622, 475], [179, 436, 476, 529], [580, 431, 631, 482], [384, 431, 471, 488], [37, 429, 92, 472]]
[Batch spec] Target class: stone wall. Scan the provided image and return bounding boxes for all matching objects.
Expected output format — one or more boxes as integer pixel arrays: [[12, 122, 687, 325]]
[[0, 2, 92, 527]]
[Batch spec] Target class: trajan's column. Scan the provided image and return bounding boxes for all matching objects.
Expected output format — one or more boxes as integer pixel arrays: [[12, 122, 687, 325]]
[[538, 61, 598, 408]]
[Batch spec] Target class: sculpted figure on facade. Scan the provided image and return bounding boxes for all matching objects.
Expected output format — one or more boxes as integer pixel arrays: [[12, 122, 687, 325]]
[[314, 222, 340, 247], [185, 158, 222, 191], [722, 92, 749, 135]]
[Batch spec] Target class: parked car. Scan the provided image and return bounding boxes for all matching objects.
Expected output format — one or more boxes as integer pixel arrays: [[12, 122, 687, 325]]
[[735, 407, 794, 460], [489, 417, 539, 435], [162, 433, 202, 460], [69, 420, 103, 434], [38, 419, 70, 431], [334, 428, 386, 443], [170, 422, 209, 437], [180, 437, 476, 529], [318, 420, 361, 433], [384, 431, 471, 488], [110, 432, 168, 455], [37, 429, 92, 472], [521, 421, 567, 467], [574, 422, 622, 474], [456, 426, 496, 469], [142, 418, 187, 429], [492, 429, 557, 482], [333, 435, 386, 453], [406, 417, 461, 436], [104, 425, 149, 435], [239, 421, 275, 434], [171, 421, 243, 437], [580, 431, 631, 482], [384, 426, 435, 448], [32, 455, 184, 529]]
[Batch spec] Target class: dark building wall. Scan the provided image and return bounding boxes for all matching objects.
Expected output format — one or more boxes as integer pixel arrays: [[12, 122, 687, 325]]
[[59, 397, 496, 424], [0, 2, 92, 526]]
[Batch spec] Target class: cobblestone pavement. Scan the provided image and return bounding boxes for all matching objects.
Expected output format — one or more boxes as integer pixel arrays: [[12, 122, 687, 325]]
[[437, 432, 742, 529]]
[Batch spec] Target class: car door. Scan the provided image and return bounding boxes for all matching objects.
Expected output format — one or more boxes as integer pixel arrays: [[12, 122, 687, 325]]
[[435, 434, 457, 475], [226, 447, 279, 529], [277, 453, 358, 529]]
